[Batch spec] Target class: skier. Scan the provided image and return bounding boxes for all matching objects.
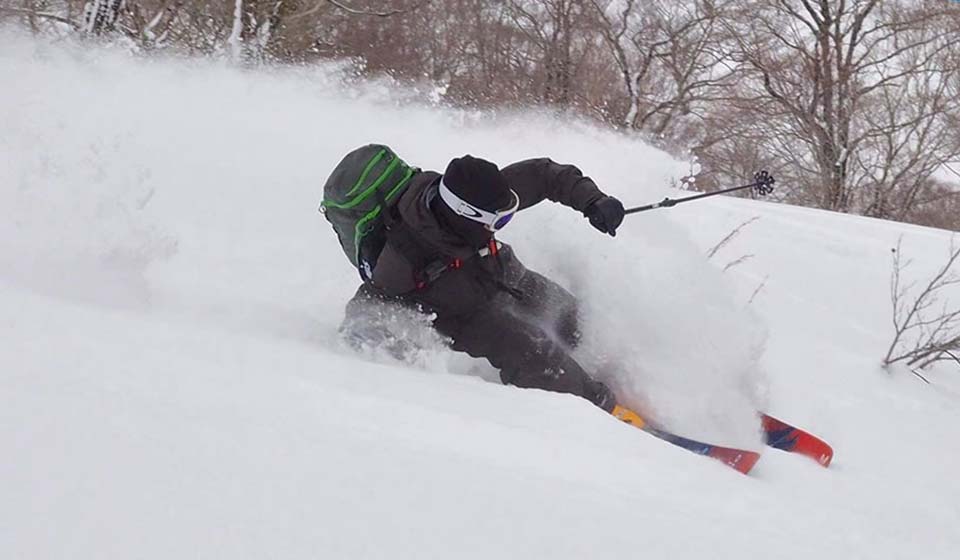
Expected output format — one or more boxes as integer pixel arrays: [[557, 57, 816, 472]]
[[339, 154, 626, 412], [326, 150, 827, 474]]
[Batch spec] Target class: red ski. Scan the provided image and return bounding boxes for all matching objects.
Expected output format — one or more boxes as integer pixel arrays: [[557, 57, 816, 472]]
[[612, 407, 832, 473], [613, 406, 761, 474], [761, 414, 833, 467], [643, 425, 762, 474]]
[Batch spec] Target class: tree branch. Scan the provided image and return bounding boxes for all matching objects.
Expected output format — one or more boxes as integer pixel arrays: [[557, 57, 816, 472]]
[[0, 6, 80, 29]]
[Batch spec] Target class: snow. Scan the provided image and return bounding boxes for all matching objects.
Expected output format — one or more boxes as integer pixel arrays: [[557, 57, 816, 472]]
[[2, 30, 960, 559]]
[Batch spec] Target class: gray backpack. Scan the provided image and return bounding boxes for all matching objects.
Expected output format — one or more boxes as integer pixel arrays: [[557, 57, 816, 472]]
[[320, 145, 417, 281]]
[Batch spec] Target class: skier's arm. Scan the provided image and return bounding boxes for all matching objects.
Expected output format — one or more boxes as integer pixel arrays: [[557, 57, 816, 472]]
[[500, 158, 604, 211], [500, 158, 625, 236]]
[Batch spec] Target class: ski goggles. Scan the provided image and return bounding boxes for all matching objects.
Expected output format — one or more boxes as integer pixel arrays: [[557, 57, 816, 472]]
[[438, 179, 520, 232]]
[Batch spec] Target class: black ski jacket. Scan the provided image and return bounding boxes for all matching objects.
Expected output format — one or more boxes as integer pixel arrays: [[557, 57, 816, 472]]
[[345, 158, 615, 410]]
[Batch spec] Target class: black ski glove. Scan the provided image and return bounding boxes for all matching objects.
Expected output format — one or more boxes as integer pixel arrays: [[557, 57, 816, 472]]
[[584, 196, 625, 237]]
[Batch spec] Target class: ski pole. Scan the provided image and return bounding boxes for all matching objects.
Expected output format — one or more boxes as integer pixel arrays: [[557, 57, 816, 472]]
[[624, 171, 776, 216]]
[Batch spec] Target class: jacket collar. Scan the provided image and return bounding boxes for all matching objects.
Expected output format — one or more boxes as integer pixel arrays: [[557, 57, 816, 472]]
[[397, 174, 480, 260]]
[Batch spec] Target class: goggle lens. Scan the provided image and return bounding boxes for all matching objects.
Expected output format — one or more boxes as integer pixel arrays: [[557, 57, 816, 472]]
[[492, 212, 515, 231]]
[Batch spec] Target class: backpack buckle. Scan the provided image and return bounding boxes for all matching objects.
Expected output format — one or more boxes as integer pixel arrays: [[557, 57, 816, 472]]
[[422, 259, 450, 284]]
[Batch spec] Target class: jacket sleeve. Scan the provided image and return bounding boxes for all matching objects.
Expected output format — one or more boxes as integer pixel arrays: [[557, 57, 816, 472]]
[[500, 158, 605, 212]]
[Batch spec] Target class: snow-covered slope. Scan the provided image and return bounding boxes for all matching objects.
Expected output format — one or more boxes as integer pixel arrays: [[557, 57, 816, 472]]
[[2, 32, 959, 559]]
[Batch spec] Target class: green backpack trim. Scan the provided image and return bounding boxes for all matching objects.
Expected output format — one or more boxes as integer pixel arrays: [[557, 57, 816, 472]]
[[320, 145, 418, 279], [323, 156, 404, 211], [349, 166, 415, 262], [345, 148, 387, 198]]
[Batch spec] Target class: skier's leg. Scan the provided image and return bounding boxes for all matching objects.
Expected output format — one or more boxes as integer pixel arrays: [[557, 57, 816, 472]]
[[436, 302, 613, 411], [514, 270, 582, 349]]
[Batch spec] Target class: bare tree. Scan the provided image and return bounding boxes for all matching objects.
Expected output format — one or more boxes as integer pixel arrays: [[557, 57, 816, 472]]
[[2, 0, 134, 36], [0, 1, 81, 32], [3, 0, 958, 233], [0, 0, 422, 58], [504, 0, 592, 108], [711, 0, 959, 217], [884, 237, 960, 371], [589, 0, 739, 150], [82, 0, 123, 34]]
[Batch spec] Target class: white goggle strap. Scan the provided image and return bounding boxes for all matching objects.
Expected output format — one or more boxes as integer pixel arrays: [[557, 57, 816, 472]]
[[438, 178, 518, 229]]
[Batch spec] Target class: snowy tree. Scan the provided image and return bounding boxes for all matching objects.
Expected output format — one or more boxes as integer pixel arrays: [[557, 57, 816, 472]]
[[709, 0, 960, 217], [588, 0, 739, 150], [82, 0, 123, 34]]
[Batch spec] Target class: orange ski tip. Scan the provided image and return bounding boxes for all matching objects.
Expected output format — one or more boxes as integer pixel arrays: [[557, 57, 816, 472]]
[[612, 405, 646, 429]]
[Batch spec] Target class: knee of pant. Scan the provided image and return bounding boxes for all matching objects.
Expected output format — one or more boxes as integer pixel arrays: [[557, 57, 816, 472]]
[[556, 307, 582, 348], [584, 379, 616, 412], [507, 344, 585, 390]]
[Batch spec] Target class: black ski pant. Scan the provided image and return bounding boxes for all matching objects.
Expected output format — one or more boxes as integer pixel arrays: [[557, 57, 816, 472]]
[[345, 270, 614, 411]]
